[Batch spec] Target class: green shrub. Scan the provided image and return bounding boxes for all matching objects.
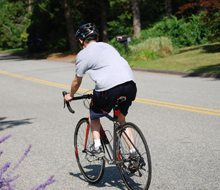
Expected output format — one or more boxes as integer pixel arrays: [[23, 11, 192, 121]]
[[134, 49, 158, 61], [107, 11, 133, 40], [20, 32, 29, 46], [130, 37, 174, 55], [206, 12, 220, 41], [127, 37, 174, 61], [138, 14, 213, 48], [0, 0, 29, 50]]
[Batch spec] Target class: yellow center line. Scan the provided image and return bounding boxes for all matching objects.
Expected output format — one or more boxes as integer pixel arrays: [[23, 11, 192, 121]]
[[0, 70, 89, 92], [134, 100, 220, 116], [135, 97, 220, 113], [1, 69, 220, 116]]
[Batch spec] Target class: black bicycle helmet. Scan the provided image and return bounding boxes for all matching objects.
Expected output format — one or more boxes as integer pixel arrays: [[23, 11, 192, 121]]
[[75, 23, 99, 41]]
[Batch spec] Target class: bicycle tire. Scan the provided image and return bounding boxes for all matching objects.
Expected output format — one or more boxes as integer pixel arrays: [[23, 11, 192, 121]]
[[74, 118, 105, 183], [117, 122, 152, 190]]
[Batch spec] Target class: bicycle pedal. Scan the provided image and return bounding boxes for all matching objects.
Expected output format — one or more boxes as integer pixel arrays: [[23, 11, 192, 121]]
[[115, 160, 124, 164]]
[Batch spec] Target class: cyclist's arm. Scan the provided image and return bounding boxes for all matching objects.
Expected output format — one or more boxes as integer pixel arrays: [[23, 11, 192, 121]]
[[70, 75, 82, 96], [65, 75, 82, 102]]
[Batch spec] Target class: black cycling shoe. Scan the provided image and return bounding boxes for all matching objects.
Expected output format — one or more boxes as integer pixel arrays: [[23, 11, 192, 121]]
[[128, 152, 141, 173], [129, 151, 139, 160], [86, 144, 105, 158]]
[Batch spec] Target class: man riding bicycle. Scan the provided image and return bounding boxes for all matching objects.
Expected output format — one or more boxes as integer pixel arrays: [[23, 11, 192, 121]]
[[64, 23, 137, 158]]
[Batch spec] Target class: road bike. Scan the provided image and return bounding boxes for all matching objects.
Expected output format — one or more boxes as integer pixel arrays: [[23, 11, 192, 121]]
[[62, 91, 152, 190]]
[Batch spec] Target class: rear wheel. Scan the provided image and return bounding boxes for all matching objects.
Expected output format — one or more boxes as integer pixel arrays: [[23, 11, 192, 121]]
[[117, 122, 152, 190], [74, 118, 105, 183]]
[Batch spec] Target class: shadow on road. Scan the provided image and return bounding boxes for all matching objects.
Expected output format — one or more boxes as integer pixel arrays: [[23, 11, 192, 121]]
[[0, 53, 47, 61], [70, 166, 126, 189], [0, 117, 33, 131], [0, 54, 25, 61]]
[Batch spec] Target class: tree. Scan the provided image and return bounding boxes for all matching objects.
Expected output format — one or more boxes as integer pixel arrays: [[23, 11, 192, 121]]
[[28, 0, 32, 13], [0, 0, 29, 49], [63, 0, 77, 53], [100, 0, 109, 42], [130, 0, 141, 37], [69, 0, 109, 42], [178, 0, 220, 40], [165, 0, 172, 18]]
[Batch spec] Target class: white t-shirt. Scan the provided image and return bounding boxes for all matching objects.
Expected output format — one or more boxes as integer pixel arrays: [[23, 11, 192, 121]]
[[75, 42, 135, 91]]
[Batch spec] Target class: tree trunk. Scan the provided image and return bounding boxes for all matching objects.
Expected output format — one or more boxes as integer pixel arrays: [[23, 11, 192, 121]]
[[100, 0, 109, 42], [165, 0, 172, 19], [28, 0, 32, 13], [63, 0, 77, 54], [130, 0, 141, 38]]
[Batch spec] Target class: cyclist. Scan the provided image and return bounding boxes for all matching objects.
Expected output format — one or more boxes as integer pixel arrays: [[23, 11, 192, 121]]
[[64, 23, 137, 158]]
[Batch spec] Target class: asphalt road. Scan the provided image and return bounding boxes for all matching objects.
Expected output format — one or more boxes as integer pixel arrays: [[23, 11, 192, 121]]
[[0, 54, 220, 190]]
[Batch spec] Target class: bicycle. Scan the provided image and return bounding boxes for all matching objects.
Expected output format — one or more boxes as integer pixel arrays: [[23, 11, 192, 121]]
[[62, 91, 152, 190]]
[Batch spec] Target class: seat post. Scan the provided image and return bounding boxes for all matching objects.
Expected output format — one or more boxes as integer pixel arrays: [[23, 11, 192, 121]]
[[113, 106, 120, 163], [113, 107, 119, 121]]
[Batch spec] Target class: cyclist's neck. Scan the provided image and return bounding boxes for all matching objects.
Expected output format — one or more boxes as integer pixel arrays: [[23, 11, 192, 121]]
[[83, 40, 96, 49]]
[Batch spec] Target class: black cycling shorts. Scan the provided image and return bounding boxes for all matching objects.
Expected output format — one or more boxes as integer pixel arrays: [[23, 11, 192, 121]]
[[90, 81, 137, 120]]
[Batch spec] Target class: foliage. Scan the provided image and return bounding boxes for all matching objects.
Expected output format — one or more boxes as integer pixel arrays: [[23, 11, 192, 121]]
[[129, 42, 220, 74], [121, 37, 174, 63], [0, 48, 28, 55], [137, 14, 213, 48], [107, 0, 133, 39], [139, 0, 165, 29], [108, 37, 129, 56], [131, 48, 158, 61], [27, 0, 70, 52], [178, 0, 220, 41], [1, 0, 219, 53], [0, 0, 30, 50], [107, 11, 133, 40], [129, 37, 174, 60], [107, 0, 166, 38]]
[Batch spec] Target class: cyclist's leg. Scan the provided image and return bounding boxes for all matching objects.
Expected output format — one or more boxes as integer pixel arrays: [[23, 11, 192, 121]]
[[117, 112, 126, 125], [118, 113, 135, 150], [89, 115, 101, 140], [89, 89, 107, 142], [87, 112, 104, 157], [117, 81, 137, 151]]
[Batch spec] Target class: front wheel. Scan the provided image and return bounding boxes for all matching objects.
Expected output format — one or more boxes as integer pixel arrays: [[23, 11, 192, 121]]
[[117, 122, 152, 190], [74, 118, 105, 183]]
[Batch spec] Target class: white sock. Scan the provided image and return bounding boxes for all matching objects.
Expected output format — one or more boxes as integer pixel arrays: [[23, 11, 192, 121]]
[[130, 148, 136, 154], [94, 139, 101, 149]]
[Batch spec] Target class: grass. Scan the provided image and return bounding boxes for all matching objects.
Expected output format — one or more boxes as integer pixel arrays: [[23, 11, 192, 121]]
[[0, 48, 28, 55], [0, 42, 220, 74], [0, 48, 57, 59], [129, 42, 220, 73]]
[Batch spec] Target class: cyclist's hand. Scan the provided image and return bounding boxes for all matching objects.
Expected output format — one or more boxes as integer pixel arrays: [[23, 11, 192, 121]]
[[64, 93, 73, 102]]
